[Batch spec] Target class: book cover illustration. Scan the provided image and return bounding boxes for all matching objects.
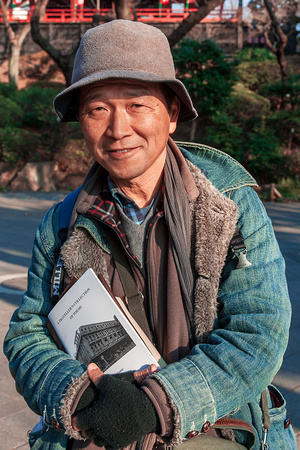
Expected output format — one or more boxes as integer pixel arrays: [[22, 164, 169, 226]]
[[74, 315, 136, 372]]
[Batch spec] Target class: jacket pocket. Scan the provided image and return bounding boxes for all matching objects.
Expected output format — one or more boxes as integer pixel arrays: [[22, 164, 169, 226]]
[[28, 419, 68, 449], [28, 428, 44, 449], [267, 385, 296, 450]]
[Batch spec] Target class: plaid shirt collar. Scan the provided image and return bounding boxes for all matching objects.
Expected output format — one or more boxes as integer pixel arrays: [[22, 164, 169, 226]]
[[83, 174, 161, 256], [107, 175, 156, 225]]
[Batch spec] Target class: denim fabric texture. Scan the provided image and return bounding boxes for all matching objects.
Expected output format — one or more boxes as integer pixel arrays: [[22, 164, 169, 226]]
[[3, 143, 296, 449]]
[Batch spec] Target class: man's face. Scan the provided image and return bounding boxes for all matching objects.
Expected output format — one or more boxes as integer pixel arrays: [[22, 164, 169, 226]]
[[78, 79, 179, 188]]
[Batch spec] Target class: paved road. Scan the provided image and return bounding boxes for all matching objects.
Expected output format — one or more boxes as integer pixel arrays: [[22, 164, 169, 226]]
[[0, 193, 299, 449], [0, 192, 67, 450]]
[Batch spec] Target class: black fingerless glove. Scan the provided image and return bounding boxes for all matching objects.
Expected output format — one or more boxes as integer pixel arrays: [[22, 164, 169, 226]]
[[76, 374, 159, 449], [76, 371, 136, 413]]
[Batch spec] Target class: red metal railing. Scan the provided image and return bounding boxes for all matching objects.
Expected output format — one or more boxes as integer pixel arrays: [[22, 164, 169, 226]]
[[0, 7, 240, 24]]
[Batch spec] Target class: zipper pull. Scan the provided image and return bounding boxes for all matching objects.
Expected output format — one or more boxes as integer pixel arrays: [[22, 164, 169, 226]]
[[235, 248, 252, 269], [261, 426, 269, 449]]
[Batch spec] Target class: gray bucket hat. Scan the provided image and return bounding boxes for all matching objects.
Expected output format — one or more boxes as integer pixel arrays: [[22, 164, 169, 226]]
[[53, 20, 197, 123]]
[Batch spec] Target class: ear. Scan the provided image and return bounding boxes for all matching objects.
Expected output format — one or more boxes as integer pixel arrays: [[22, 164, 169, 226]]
[[169, 96, 180, 135]]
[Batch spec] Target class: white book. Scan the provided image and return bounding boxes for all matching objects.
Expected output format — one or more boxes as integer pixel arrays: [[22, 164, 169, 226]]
[[48, 268, 164, 374]]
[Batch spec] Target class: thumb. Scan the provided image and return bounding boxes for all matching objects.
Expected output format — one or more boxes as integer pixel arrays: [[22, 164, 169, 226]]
[[87, 363, 104, 385]]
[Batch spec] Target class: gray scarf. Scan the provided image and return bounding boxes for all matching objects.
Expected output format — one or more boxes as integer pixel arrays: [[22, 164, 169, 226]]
[[164, 146, 194, 333]]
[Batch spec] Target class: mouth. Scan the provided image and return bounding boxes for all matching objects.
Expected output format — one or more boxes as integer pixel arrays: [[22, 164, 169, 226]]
[[107, 146, 139, 157], [111, 148, 132, 154]]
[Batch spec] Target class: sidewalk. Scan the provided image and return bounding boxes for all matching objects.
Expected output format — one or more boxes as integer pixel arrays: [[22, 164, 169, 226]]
[[0, 193, 299, 449], [264, 202, 300, 448], [0, 192, 66, 449]]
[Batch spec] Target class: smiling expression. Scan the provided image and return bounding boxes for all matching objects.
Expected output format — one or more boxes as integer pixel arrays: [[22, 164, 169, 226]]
[[78, 79, 180, 192]]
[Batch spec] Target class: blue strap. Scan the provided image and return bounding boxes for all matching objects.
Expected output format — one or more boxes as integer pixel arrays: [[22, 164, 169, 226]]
[[51, 186, 81, 305], [59, 186, 81, 238]]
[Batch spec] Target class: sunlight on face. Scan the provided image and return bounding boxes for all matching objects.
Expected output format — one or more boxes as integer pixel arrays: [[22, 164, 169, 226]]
[[79, 79, 180, 190]]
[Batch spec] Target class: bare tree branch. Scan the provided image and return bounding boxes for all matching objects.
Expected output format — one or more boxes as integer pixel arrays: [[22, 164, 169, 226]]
[[263, 29, 276, 53], [248, 0, 296, 80], [31, 0, 57, 58], [167, 0, 224, 48], [31, 0, 80, 85], [263, 0, 289, 79]]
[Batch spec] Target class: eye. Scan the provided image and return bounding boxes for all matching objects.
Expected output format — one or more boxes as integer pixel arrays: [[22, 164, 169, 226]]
[[88, 106, 106, 118], [130, 103, 147, 111], [93, 106, 105, 112]]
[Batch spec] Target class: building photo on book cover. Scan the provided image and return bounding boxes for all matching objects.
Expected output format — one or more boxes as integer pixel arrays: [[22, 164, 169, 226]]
[[74, 315, 136, 372], [48, 268, 161, 374]]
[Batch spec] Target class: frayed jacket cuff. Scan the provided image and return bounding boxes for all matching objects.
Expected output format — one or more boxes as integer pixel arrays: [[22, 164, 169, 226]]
[[142, 377, 182, 447], [60, 371, 90, 441]]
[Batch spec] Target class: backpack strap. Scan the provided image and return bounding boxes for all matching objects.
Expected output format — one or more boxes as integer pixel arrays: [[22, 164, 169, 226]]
[[104, 226, 153, 343], [58, 186, 82, 245], [50, 186, 81, 306]]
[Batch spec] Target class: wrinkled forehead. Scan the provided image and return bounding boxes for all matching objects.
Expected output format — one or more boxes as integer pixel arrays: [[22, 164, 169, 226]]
[[79, 79, 168, 106]]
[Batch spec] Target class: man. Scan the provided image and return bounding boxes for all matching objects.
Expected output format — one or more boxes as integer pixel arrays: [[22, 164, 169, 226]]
[[4, 20, 296, 450]]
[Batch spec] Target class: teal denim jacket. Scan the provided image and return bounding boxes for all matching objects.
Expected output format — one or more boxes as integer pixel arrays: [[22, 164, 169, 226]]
[[3, 143, 296, 449]]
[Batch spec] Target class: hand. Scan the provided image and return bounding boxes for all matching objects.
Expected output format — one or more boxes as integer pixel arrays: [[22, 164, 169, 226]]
[[74, 364, 159, 449], [71, 364, 104, 438], [71, 364, 145, 436]]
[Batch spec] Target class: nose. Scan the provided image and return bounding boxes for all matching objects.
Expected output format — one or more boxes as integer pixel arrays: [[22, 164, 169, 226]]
[[106, 107, 132, 139]]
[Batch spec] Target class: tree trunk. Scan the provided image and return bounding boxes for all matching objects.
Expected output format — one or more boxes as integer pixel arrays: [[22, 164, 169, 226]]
[[8, 24, 30, 86], [9, 41, 21, 87], [275, 32, 289, 80], [167, 0, 224, 48], [115, 0, 131, 20], [263, 0, 289, 81], [0, 0, 30, 87], [31, 0, 79, 86], [59, 58, 76, 86]]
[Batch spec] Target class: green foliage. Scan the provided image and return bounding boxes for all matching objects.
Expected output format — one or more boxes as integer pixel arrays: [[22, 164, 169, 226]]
[[172, 39, 237, 117], [229, 83, 271, 116], [203, 109, 287, 184], [235, 60, 281, 92], [235, 47, 276, 62], [203, 111, 244, 160], [0, 126, 40, 163], [267, 110, 300, 146], [0, 82, 63, 164], [258, 76, 300, 149], [0, 95, 23, 128], [201, 78, 292, 184], [259, 75, 300, 110], [268, 109, 300, 128], [173, 39, 299, 186], [276, 177, 300, 202], [0, 82, 18, 98], [234, 47, 280, 92], [245, 129, 286, 183], [17, 85, 60, 129]]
